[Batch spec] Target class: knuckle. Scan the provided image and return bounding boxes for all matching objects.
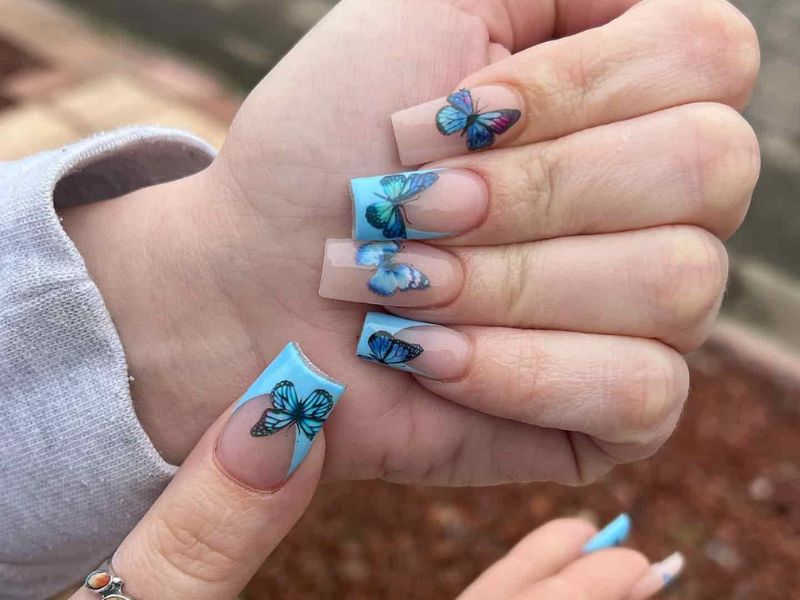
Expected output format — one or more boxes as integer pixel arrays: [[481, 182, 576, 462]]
[[651, 226, 729, 330], [519, 57, 591, 126], [488, 145, 558, 239], [501, 245, 538, 324], [681, 103, 760, 235], [619, 346, 689, 441], [146, 500, 238, 585], [524, 144, 561, 234]]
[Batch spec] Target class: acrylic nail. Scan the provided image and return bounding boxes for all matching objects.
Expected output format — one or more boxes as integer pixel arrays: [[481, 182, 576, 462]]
[[392, 86, 523, 166], [215, 342, 345, 491], [581, 513, 632, 553], [351, 168, 488, 241], [319, 239, 463, 307], [356, 312, 471, 379], [628, 552, 685, 598]]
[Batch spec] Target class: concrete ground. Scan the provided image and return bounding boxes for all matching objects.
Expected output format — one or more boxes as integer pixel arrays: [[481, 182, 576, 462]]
[[0, 0, 238, 157]]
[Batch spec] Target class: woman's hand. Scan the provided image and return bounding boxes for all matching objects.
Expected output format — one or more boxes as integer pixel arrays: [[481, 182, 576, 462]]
[[459, 516, 683, 600], [62, 0, 759, 485], [69, 405, 678, 600], [69, 366, 328, 600]]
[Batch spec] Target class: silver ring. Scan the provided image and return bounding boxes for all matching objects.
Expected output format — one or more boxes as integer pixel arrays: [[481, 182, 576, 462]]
[[84, 560, 135, 599]]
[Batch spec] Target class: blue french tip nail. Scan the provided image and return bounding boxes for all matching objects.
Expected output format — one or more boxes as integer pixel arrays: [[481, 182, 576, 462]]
[[356, 312, 429, 374], [350, 169, 451, 241], [233, 342, 345, 478], [581, 513, 631, 554]]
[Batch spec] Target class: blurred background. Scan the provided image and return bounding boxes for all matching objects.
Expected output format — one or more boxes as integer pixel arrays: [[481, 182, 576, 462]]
[[0, 1, 796, 598]]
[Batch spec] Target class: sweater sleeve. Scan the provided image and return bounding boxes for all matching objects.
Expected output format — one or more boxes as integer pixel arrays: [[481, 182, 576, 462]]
[[0, 127, 217, 600]]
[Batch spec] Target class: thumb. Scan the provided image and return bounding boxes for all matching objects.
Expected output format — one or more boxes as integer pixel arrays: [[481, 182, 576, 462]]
[[74, 342, 344, 600]]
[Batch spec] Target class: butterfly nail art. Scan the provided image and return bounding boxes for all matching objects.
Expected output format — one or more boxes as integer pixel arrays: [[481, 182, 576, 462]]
[[365, 171, 439, 239], [355, 241, 430, 296], [436, 88, 521, 151], [359, 330, 424, 365], [251, 380, 334, 440]]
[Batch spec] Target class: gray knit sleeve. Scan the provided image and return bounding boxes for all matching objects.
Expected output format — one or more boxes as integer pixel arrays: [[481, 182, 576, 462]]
[[0, 127, 216, 600]]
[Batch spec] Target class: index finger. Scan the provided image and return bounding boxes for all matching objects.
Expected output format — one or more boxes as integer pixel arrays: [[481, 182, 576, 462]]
[[392, 0, 758, 165]]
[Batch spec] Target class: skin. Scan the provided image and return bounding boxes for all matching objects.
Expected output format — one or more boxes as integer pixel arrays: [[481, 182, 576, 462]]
[[67, 411, 665, 600], [61, 0, 759, 494], [61, 0, 758, 595]]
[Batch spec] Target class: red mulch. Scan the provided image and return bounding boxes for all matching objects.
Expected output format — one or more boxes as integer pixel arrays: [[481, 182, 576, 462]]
[[248, 344, 800, 599]]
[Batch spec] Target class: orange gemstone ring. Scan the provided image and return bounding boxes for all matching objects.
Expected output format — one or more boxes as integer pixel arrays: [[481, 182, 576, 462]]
[[84, 561, 134, 599]]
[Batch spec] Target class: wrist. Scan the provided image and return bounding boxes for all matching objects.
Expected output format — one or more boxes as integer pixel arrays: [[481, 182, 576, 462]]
[[60, 166, 261, 464]]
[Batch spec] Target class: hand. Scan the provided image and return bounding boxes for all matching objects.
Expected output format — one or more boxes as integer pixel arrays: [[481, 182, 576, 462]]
[[62, 0, 759, 485], [69, 366, 326, 600], [70, 414, 679, 600], [458, 516, 683, 600]]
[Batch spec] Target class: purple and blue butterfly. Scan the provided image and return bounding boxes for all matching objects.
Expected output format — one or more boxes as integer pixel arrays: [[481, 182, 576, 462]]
[[364, 171, 439, 239], [436, 88, 521, 151], [355, 241, 430, 296], [250, 379, 334, 440]]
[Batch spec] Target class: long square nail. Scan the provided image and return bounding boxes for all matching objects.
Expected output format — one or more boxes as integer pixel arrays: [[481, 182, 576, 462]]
[[356, 312, 471, 380], [582, 513, 632, 553], [215, 342, 345, 491], [351, 169, 488, 241], [629, 552, 685, 597], [392, 86, 523, 165], [319, 240, 463, 307]]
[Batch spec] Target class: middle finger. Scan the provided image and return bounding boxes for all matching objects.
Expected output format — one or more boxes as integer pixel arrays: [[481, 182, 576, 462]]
[[351, 103, 757, 245]]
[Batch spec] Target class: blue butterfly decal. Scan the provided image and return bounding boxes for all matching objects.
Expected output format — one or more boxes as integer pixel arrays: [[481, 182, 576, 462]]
[[250, 380, 334, 440], [365, 172, 439, 239], [436, 88, 521, 151], [355, 241, 430, 296], [359, 330, 424, 365]]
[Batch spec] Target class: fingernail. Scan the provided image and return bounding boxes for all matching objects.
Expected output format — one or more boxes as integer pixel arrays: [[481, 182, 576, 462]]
[[356, 312, 472, 380], [582, 513, 632, 553], [629, 552, 685, 598], [392, 86, 523, 166], [215, 342, 345, 491], [319, 239, 463, 307], [351, 169, 488, 241], [653, 552, 685, 586]]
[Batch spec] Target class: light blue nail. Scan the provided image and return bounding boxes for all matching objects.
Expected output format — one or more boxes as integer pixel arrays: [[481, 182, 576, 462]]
[[234, 342, 345, 477], [351, 169, 450, 241], [356, 312, 429, 374], [581, 513, 631, 554]]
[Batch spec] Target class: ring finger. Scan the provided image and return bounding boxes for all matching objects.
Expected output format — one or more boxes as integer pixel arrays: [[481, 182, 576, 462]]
[[320, 224, 728, 352]]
